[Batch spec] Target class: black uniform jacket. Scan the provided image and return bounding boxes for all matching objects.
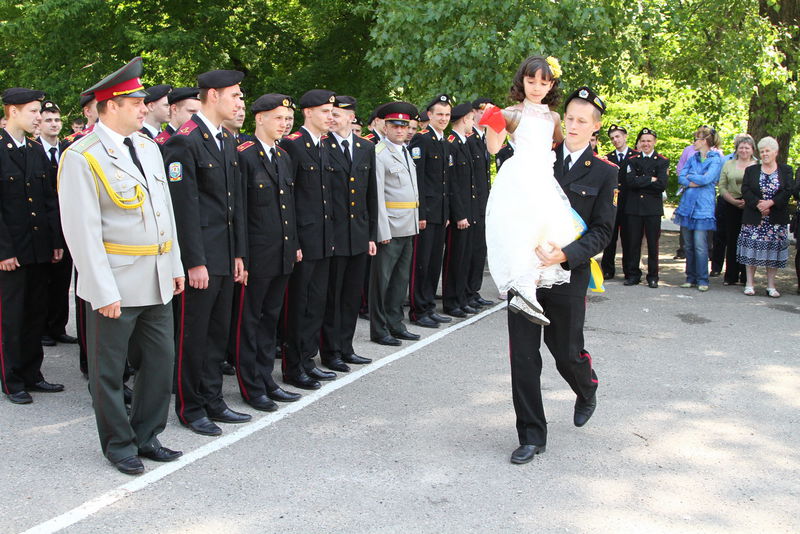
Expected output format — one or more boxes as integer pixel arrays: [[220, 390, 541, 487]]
[[162, 114, 246, 276], [741, 163, 795, 226], [237, 139, 298, 277], [467, 127, 491, 222], [495, 143, 515, 171], [322, 134, 377, 256], [552, 144, 618, 296], [606, 148, 639, 208], [409, 128, 450, 225], [0, 130, 62, 264], [447, 133, 473, 223], [280, 128, 334, 261], [36, 137, 69, 191], [624, 152, 669, 216]]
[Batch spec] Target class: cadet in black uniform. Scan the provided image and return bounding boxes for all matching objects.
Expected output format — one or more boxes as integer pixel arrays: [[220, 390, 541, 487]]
[[408, 94, 454, 328], [154, 87, 201, 147], [623, 128, 668, 288], [163, 70, 250, 436], [602, 124, 638, 279], [504, 87, 617, 464], [141, 84, 172, 139], [319, 95, 376, 372], [0, 88, 64, 404], [280, 89, 337, 390], [442, 102, 476, 318]]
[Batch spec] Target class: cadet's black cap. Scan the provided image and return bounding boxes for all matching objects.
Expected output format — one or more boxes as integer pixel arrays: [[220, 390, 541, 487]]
[[351, 116, 363, 126], [41, 100, 60, 113], [637, 127, 657, 140], [607, 124, 627, 136], [450, 102, 473, 122], [377, 102, 418, 125], [251, 93, 295, 114], [472, 97, 494, 110], [83, 57, 147, 102], [299, 89, 336, 109], [168, 87, 200, 105], [334, 95, 357, 111], [564, 86, 606, 115], [197, 70, 244, 89], [144, 84, 172, 104], [418, 110, 429, 122], [79, 93, 95, 108], [1, 88, 46, 105], [426, 93, 453, 111]]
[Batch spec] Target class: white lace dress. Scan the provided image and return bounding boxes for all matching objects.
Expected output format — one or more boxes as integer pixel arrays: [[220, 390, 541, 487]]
[[485, 102, 576, 298]]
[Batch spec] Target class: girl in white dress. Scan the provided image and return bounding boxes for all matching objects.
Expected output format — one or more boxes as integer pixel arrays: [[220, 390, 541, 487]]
[[483, 55, 578, 326]]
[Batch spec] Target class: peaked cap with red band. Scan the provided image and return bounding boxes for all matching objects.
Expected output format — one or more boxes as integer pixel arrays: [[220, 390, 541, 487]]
[[82, 56, 147, 103], [377, 101, 419, 125]]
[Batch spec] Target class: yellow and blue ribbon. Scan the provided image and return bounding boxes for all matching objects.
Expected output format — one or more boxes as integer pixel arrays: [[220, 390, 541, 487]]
[[571, 208, 605, 293]]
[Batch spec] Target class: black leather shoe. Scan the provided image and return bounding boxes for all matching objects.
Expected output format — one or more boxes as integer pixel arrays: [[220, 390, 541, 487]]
[[430, 313, 452, 323], [603, 272, 614, 280], [342, 353, 372, 365], [648, 280, 659, 288], [709, 270, 721, 277], [209, 408, 252, 424], [220, 361, 236, 376], [267, 387, 302, 402], [413, 316, 440, 329], [114, 455, 145, 475], [40, 335, 56, 347], [308, 367, 336, 381], [123, 384, 133, 405], [26, 380, 64, 392], [182, 417, 222, 436], [475, 297, 494, 306], [54, 334, 79, 344], [358, 312, 369, 320], [510, 444, 546, 464], [322, 357, 350, 373], [139, 446, 182, 462], [574, 394, 597, 427], [7, 391, 33, 404], [623, 278, 640, 286], [245, 395, 278, 412], [462, 305, 478, 314], [372, 335, 401, 346], [283, 373, 321, 390], [391, 329, 420, 341], [445, 308, 466, 318]]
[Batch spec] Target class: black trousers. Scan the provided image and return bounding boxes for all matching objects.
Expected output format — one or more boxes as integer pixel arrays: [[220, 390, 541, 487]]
[[283, 257, 330, 378], [623, 214, 661, 282], [442, 225, 471, 311], [508, 289, 598, 446], [233, 274, 290, 400], [174, 274, 234, 424], [722, 201, 746, 284], [711, 195, 727, 273], [45, 249, 73, 337], [75, 271, 88, 374], [0, 263, 48, 394], [601, 205, 627, 278], [409, 222, 445, 320], [466, 218, 487, 302], [322, 253, 367, 361]]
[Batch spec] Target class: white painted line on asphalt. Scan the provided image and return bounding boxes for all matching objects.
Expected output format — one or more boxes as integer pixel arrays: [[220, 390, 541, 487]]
[[21, 302, 505, 534]]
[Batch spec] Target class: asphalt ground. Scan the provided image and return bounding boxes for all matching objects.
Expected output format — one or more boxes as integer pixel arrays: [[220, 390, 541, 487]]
[[1, 230, 798, 534]]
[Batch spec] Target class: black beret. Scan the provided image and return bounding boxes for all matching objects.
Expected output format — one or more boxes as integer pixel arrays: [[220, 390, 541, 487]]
[[144, 84, 172, 104], [418, 110, 429, 122], [637, 127, 657, 140], [197, 70, 244, 89], [450, 102, 473, 122], [41, 100, 60, 113], [299, 89, 336, 109], [79, 93, 95, 108], [351, 116, 363, 126], [83, 57, 146, 102], [167, 87, 200, 105], [251, 93, 295, 114], [334, 95, 357, 111], [426, 93, 453, 111], [472, 97, 494, 110], [564, 86, 606, 115], [377, 101, 418, 125], [607, 124, 627, 136], [2, 88, 46, 106]]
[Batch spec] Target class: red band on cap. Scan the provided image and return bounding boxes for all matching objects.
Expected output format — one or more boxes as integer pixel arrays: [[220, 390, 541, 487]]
[[95, 78, 144, 102], [384, 113, 410, 120]]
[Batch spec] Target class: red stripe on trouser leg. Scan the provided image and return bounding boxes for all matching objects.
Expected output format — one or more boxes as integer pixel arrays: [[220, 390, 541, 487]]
[[234, 283, 248, 399], [176, 292, 188, 423], [580, 350, 599, 384]]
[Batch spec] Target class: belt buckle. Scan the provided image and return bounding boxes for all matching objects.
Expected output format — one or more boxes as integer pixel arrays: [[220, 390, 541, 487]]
[[158, 242, 167, 255]]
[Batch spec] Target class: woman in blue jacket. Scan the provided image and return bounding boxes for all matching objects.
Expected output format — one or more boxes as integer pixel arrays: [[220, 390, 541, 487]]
[[673, 126, 723, 291]]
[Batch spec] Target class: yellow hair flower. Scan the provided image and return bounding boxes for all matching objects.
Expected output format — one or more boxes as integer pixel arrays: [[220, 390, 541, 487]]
[[546, 56, 562, 79]]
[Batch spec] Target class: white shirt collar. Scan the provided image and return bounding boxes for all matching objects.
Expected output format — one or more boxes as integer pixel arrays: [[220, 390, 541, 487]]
[[642, 151, 655, 158], [4, 129, 26, 148], [332, 131, 353, 152], [96, 120, 130, 156], [429, 125, 444, 141], [452, 129, 466, 143], [196, 111, 221, 139], [142, 122, 160, 138], [40, 137, 59, 155], [301, 125, 321, 146], [563, 143, 590, 166], [385, 138, 406, 153], [258, 138, 276, 160]]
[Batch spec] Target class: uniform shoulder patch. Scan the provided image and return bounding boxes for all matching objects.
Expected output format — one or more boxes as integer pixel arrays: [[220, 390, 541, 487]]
[[594, 153, 619, 169], [237, 140, 255, 152], [65, 131, 85, 143], [657, 153, 668, 160], [168, 162, 183, 182], [134, 131, 156, 144], [629, 153, 640, 159], [419, 129, 430, 134], [411, 146, 422, 159], [364, 133, 375, 140], [154, 131, 171, 145], [375, 141, 386, 154], [276, 146, 289, 157], [177, 120, 198, 136], [69, 131, 100, 152], [320, 133, 328, 140], [285, 132, 303, 141], [447, 134, 455, 143], [27, 138, 41, 146]]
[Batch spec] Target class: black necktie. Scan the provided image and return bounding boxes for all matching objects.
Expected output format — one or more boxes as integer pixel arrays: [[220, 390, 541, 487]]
[[402, 146, 411, 171], [341, 139, 352, 169], [49, 147, 58, 167], [216, 132, 227, 167], [123, 138, 145, 176], [563, 153, 572, 176], [269, 147, 278, 175]]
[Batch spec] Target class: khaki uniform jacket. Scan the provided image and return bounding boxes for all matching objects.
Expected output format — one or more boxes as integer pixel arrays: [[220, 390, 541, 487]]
[[374, 140, 418, 242], [58, 126, 183, 310]]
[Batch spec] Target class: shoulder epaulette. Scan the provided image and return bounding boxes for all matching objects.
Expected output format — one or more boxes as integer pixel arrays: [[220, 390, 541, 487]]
[[154, 131, 171, 145], [65, 130, 86, 143], [419, 129, 430, 135], [466, 131, 473, 138], [27, 138, 41, 147], [177, 120, 198, 136], [320, 133, 328, 140], [594, 153, 619, 169], [629, 153, 640, 159], [285, 132, 303, 141], [657, 153, 668, 160], [68, 131, 100, 152], [375, 141, 386, 154], [237, 140, 255, 152], [134, 131, 155, 143], [276, 146, 288, 157], [364, 133, 375, 140], [447, 134, 455, 142]]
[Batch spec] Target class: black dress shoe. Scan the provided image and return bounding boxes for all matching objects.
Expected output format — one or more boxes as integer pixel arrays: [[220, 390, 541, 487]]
[[182, 417, 222, 436], [322, 357, 350, 373], [26, 380, 64, 392], [358, 312, 369, 320], [709, 270, 721, 277], [40, 335, 56, 347], [139, 446, 183, 462], [342, 353, 372, 365], [648, 280, 659, 288], [123, 384, 133, 405], [209, 407, 252, 424], [267, 387, 302, 402], [283, 373, 321, 390], [413, 315, 440, 329], [245, 395, 278, 412], [467, 299, 483, 309], [391, 329, 420, 341], [445, 308, 467, 318], [308, 367, 336, 381], [475, 297, 494, 306], [510, 444, 546, 464], [220, 361, 236, 376], [372, 335, 401, 346], [54, 334, 79, 344], [114, 455, 145, 475], [574, 394, 597, 427], [6, 391, 33, 404], [462, 305, 478, 314], [603, 272, 614, 280], [623, 278, 640, 286], [430, 313, 452, 323]]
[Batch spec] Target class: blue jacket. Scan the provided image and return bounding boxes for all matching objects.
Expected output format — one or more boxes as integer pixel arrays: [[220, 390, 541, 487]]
[[675, 151, 722, 221]]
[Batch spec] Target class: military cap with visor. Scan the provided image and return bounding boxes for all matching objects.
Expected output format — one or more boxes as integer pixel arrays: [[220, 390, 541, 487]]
[[377, 102, 418, 125], [82, 57, 147, 103]]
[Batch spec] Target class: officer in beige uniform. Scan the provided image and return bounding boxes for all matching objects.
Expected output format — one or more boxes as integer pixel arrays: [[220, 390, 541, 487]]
[[369, 102, 421, 346], [58, 57, 185, 475]]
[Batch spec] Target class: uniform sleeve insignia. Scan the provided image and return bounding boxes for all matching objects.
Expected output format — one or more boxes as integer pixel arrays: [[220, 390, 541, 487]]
[[594, 153, 619, 169], [447, 134, 455, 142], [168, 162, 183, 182], [286, 132, 303, 140], [448, 154, 454, 166], [411, 146, 422, 159], [613, 188, 619, 207], [237, 140, 255, 152], [178, 120, 198, 136]]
